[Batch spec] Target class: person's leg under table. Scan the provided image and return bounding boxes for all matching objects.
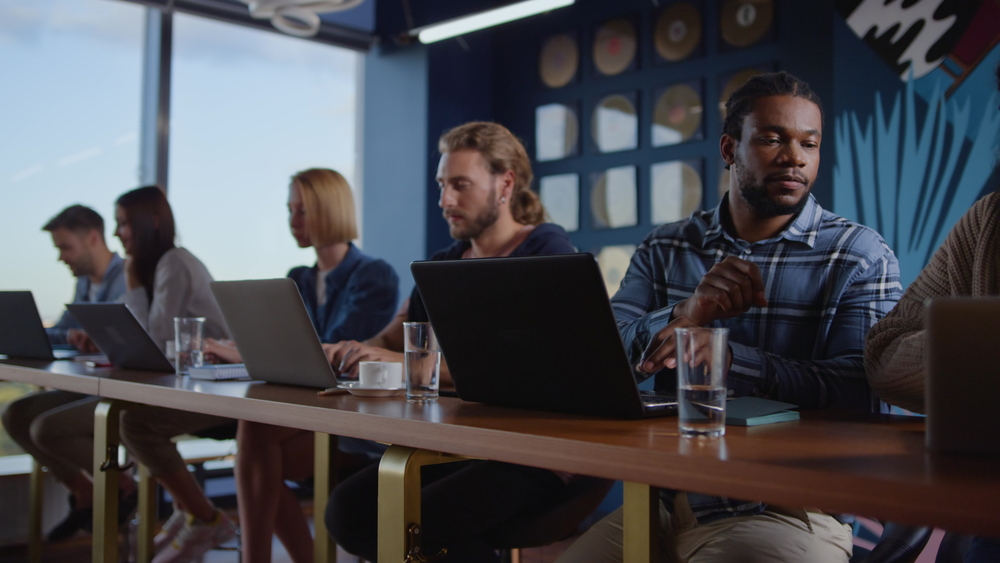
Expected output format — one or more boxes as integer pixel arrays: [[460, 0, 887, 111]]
[[555, 494, 852, 563], [119, 405, 236, 563], [236, 421, 315, 563]]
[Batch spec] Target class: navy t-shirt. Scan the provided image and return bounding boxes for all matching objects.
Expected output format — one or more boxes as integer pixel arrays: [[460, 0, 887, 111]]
[[407, 223, 576, 322]]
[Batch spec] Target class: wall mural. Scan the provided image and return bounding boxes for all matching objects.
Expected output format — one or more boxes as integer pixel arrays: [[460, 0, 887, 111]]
[[833, 0, 1000, 286]]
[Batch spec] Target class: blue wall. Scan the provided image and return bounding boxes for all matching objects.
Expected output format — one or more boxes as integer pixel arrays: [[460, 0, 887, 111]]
[[360, 44, 428, 299]]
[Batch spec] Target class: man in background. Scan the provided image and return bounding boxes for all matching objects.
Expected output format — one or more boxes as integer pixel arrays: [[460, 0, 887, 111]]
[[43, 204, 126, 350]]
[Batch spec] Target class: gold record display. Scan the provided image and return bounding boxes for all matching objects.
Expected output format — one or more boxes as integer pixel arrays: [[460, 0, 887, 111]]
[[720, 0, 774, 48], [539, 34, 579, 89], [593, 19, 637, 76], [652, 83, 702, 146], [654, 2, 702, 62], [719, 68, 765, 122], [651, 160, 703, 225]]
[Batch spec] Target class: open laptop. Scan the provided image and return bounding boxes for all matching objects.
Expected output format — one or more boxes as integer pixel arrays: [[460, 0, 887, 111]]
[[210, 278, 339, 389], [926, 297, 1000, 455], [66, 303, 175, 372], [410, 254, 676, 419], [0, 291, 79, 360]]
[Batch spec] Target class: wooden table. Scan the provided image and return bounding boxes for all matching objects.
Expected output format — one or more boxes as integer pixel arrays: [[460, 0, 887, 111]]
[[5, 360, 1000, 562]]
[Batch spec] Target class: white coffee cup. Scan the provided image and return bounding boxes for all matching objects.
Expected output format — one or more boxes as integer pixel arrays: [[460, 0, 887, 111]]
[[358, 361, 404, 389]]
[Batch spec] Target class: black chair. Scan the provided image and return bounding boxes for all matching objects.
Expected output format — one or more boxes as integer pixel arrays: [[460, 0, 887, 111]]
[[851, 522, 933, 563], [934, 532, 973, 563], [489, 476, 615, 558]]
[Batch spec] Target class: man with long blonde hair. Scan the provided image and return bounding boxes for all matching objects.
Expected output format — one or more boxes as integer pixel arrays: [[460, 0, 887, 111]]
[[323, 122, 581, 563]]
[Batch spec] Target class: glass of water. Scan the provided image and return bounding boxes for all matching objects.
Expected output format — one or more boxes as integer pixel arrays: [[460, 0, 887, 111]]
[[403, 322, 441, 402], [675, 327, 729, 438], [174, 317, 206, 377]]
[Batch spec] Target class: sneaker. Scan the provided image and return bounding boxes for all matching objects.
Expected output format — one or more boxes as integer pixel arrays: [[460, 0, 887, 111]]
[[46, 495, 92, 542], [152, 510, 237, 563], [153, 508, 188, 553]]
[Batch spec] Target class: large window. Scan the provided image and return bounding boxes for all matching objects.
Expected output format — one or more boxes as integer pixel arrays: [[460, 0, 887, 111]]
[[0, 1, 361, 458], [0, 0, 144, 326], [169, 13, 361, 281]]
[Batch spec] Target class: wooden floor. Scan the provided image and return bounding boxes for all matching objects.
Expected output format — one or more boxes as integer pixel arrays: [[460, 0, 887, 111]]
[[0, 513, 576, 563]]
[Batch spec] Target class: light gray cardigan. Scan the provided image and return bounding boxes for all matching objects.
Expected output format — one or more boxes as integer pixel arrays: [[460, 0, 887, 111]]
[[123, 247, 230, 352]]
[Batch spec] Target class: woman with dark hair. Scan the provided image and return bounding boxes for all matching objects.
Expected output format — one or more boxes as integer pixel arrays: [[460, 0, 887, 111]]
[[110, 186, 240, 563], [115, 186, 228, 348]]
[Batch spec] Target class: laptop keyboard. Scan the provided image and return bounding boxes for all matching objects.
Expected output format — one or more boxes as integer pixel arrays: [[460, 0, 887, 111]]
[[640, 392, 677, 406]]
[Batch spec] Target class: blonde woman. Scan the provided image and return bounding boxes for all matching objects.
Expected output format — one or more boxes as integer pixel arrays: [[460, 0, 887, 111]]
[[205, 169, 398, 563]]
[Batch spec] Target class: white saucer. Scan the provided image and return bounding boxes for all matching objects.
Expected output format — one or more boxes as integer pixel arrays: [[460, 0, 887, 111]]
[[338, 383, 405, 398]]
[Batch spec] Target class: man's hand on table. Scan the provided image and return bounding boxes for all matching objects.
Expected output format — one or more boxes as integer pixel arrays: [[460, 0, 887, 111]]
[[322, 341, 404, 378], [639, 256, 761, 374]]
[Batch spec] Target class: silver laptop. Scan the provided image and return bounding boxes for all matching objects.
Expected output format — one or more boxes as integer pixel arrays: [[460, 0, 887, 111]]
[[0, 291, 79, 360], [209, 279, 339, 389], [66, 303, 175, 372], [926, 297, 1000, 455]]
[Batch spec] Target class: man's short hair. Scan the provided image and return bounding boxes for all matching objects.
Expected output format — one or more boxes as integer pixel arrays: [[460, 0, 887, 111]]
[[439, 122, 546, 226], [723, 71, 823, 141], [42, 205, 105, 239]]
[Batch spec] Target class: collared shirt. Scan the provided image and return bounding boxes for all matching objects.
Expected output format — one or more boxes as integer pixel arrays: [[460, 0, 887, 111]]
[[47, 253, 127, 345], [611, 193, 901, 523], [287, 243, 399, 345]]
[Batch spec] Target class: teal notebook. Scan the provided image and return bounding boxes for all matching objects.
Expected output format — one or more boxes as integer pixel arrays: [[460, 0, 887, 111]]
[[725, 397, 799, 427]]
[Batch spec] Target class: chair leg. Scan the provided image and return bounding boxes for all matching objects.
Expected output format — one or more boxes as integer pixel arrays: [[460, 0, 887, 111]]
[[510, 547, 522, 563], [377, 446, 473, 563], [28, 460, 44, 563], [313, 432, 338, 563], [136, 464, 157, 563], [623, 482, 661, 563], [93, 400, 131, 563]]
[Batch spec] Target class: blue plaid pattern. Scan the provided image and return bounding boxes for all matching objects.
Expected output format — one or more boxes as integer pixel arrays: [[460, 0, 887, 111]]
[[611, 193, 901, 523]]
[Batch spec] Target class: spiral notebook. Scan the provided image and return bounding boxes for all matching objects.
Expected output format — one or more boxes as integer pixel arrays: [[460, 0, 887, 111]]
[[188, 363, 251, 381]]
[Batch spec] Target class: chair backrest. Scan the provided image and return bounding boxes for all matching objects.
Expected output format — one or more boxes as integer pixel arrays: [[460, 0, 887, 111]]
[[851, 522, 932, 563]]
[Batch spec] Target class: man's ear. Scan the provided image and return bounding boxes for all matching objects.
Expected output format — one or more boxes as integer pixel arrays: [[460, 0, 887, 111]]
[[499, 169, 516, 202], [720, 134, 737, 170], [86, 229, 102, 248]]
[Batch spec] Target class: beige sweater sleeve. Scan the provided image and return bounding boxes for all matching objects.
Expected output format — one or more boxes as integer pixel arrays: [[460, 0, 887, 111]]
[[864, 193, 999, 413]]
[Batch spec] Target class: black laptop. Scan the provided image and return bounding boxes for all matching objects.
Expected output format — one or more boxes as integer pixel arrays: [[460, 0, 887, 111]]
[[926, 297, 1000, 455], [0, 291, 79, 360], [66, 303, 174, 372], [410, 254, 676, 419]]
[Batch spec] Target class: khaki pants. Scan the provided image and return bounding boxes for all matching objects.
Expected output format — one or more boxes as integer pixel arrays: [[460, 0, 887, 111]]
[[1, 391, 100, 483], [555, 493, 853, 563], [120, 406, 230, 477]]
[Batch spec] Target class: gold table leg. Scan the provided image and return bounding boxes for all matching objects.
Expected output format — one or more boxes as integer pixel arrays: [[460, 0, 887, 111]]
[[314, 432, 338, 563], [93, 399, 131, 563], [136, 463, 157, 563], [28, 460, 43, 563], [377, 446, 471, 563], [623, 482, 660, 563]]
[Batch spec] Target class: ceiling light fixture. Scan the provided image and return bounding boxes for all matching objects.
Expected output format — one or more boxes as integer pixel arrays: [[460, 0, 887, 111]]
[[240, 0, 365, 38], [413, 0, 575, 44]]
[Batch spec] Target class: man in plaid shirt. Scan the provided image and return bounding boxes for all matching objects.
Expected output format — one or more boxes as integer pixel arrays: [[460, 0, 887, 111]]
[[557, 72, 901, 563]]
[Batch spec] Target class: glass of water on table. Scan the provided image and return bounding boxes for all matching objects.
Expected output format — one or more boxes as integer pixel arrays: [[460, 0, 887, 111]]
[[403, 322, 441, 402], [174, 317, 206, 377], [674, 327, 729, 438]]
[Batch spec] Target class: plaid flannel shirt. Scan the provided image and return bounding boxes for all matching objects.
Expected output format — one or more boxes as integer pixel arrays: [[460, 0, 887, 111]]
[[611, 193, 901, 523]]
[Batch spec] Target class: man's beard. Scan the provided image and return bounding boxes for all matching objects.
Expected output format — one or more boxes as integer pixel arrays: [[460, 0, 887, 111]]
[[734, 156, 811, 218], [446, 188, 500, 241]]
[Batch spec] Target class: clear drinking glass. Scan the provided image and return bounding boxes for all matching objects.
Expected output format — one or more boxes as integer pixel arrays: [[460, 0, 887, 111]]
[[174, 317, 206, 376], [675, 327, 729, 438], [403, 322, 441, 402]]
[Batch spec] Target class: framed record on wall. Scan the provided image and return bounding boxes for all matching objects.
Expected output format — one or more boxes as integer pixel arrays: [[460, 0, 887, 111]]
[[592, 17, 638, 77], [654, 1, 703, 64], [652, 80, 703, 147], [719, 0, 774, 49], [539, 33, 579, 88]]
